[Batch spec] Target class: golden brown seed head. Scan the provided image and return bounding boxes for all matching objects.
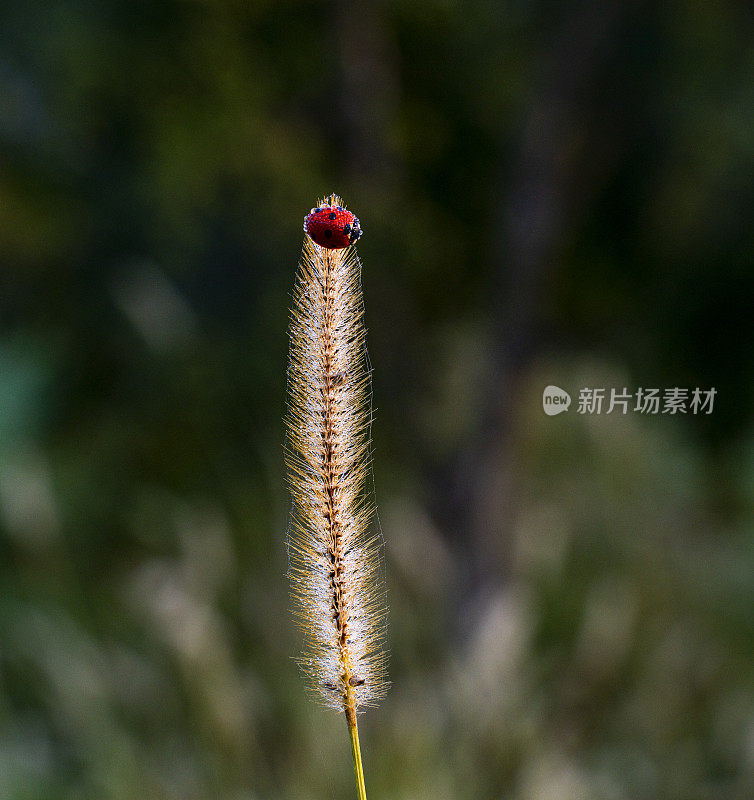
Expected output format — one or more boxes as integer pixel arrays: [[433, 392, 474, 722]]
[[285, 195, 388, 714]]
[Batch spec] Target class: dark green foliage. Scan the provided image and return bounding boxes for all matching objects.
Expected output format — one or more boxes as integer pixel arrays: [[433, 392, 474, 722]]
[[0, 1, 752, 798]]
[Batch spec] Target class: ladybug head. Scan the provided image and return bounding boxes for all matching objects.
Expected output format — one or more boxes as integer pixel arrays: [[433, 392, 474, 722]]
[[347, 217, 362, 245]]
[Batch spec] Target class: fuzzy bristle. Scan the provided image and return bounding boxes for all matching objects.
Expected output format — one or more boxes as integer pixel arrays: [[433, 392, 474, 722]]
[[285, 195, 388, 716]]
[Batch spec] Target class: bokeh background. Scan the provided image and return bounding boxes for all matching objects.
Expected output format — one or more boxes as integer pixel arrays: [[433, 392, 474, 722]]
[[1, 1, 753, 798]]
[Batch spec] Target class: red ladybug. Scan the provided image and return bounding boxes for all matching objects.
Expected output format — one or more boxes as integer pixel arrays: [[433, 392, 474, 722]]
[[304, 205, 362, 249]]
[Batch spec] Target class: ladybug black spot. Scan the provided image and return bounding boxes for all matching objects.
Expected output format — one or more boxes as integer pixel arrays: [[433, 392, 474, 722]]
[[329, 212, 336, 220]]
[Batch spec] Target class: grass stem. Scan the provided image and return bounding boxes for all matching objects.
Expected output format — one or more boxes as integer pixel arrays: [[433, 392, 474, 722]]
[[347, 709, 367, 800], [287, 194, 386, 800]]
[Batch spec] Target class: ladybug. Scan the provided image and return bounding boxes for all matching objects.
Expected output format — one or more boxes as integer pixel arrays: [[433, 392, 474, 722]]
[[304, 204, 362, 249]]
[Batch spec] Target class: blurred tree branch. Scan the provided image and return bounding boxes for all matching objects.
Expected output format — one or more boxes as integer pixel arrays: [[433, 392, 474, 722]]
[[434, 0, 644, 614]]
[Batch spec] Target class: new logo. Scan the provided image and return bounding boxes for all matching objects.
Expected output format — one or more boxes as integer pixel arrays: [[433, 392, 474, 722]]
[[542, 385, 571, 415]]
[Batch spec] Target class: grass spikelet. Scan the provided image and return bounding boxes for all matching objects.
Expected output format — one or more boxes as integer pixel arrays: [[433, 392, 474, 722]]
[[285, 194, 387, 798]]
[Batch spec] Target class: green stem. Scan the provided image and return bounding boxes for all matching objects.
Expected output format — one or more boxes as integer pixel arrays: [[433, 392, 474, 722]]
[[347, 712, 367, 800]]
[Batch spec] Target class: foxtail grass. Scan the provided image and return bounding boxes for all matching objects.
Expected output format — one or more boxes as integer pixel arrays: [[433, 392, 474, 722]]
[[285, 194, 387, 800]]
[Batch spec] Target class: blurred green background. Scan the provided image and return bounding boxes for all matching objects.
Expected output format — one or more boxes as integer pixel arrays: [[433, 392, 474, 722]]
[[1, 1, 753, 798]]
